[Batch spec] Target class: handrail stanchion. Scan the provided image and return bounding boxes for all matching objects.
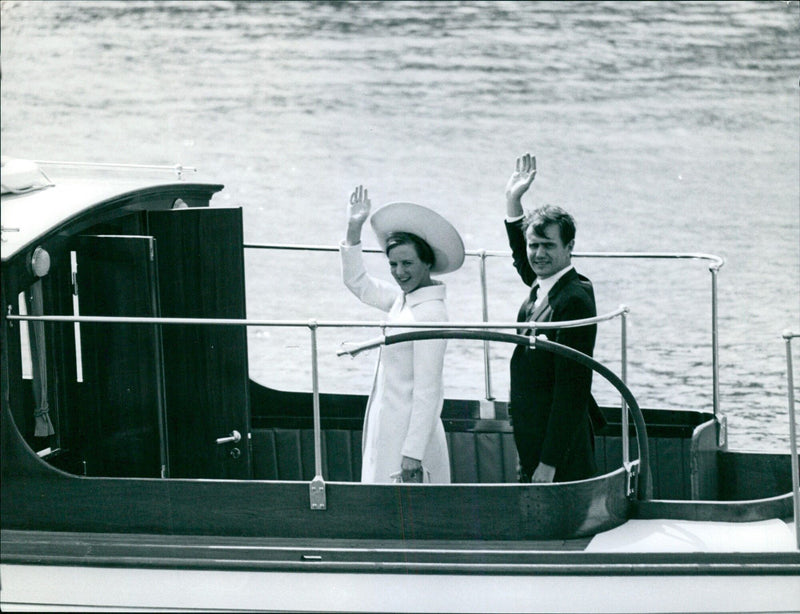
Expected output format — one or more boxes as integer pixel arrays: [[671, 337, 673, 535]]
[[710, 265, 721, 418], [308, 320, 326, 510], [783, 331, 799, 550], [621, 307, 629, 466], [479, 250, 494, 401]]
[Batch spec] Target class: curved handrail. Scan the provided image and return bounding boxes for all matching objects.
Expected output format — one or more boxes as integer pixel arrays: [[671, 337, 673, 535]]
[[338, 328, 650, 500]]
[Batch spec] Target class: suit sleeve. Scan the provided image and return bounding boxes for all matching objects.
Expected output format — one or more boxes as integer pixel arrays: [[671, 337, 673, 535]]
[[402, 301, 447, 461], [539, 292, 597, 469], [340, 242, 399, 312], [504, 219, 537, 287]]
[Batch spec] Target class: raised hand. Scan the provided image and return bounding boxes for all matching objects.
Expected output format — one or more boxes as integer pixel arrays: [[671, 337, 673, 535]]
[[345, 185, 371, 246], [348, 184, 371, 226], [505, 153, 537, 205]]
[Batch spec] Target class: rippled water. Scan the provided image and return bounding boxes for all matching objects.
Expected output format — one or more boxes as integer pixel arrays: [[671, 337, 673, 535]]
[[2, 0, 798, 450]]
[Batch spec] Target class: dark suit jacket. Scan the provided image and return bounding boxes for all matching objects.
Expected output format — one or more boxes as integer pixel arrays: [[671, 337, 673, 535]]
[[505, 219, 599, 482]]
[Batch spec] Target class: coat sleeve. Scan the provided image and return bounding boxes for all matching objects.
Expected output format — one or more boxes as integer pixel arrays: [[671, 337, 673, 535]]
[[340, 242, 399, 312], [539, 291, 597, 469], [505, 218, 537, 287], [401, 301, 447, 462]]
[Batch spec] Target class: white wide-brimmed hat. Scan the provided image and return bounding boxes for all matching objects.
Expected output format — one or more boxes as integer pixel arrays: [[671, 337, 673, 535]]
[[370, 202, 465, 274]]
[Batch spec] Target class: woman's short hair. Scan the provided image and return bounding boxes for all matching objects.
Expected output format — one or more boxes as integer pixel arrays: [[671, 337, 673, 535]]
[[524, 205, 576, 245], [385, 231, 436, 267]]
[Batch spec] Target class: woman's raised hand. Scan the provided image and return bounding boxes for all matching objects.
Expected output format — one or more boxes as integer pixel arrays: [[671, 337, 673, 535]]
[[348, 184, 371, 226], [504, 153, 537, 206], [345, 185, 371, 245]]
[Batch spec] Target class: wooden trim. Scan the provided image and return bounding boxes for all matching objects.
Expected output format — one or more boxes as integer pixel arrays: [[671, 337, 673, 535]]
[[634, 493, 794, 522]]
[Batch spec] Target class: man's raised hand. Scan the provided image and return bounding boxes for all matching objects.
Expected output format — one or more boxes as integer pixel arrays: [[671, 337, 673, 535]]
[[505, 153, 537, 205]]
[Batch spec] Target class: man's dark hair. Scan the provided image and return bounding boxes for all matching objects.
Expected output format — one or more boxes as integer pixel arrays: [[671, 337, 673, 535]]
[[385, 231, 435, 267], [524, 205, 576, 245]]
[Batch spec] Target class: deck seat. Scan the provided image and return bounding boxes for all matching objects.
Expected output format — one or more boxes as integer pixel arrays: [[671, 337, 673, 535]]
[[250, 421, 716, 499], [252, 428, 532, 484], [251, 428, 362, 482], [247, 385, 719, 496]]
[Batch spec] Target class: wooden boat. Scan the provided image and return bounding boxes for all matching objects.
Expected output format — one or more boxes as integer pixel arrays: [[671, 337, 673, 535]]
[[1, 159, 798, 612]]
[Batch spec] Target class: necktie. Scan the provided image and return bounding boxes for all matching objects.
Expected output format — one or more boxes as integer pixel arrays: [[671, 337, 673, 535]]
[[526, 284, 539, 322]]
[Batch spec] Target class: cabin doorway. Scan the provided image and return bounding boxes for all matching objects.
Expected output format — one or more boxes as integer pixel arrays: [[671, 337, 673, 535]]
[[73, 207, 252, 480], [74, 235, 168, 478]]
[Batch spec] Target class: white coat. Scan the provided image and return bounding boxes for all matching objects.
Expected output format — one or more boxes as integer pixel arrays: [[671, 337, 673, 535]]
[[340, 242, 451, 484]]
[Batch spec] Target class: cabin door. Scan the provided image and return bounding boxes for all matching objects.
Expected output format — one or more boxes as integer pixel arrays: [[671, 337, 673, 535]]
[[147, 208, 252, 480], [74, 235, 168, 478]]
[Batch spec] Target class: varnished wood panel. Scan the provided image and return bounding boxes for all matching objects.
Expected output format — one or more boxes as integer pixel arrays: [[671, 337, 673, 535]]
[[448, 431, 478, 482], [251, 429, 279, 479], [476, 432, 506, 483], [147, 208, 251, 479], [75, 235, 165, 478], [274, 429, 304, 480], [719, 450, 796, 501], [324, 430, 356, 481], [655, 437, 688, 499], [0, 452, 630, 541]]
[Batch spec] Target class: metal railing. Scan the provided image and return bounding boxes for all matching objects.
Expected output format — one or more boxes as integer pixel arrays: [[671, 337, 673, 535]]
[[34, 160, 197, 180], [6, 243, 726, 507], [244, 242, 725, 416], [8, 309, 631, 504], [783, 331, 799, 550]]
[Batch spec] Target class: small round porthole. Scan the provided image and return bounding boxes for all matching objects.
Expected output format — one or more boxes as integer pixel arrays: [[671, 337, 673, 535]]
[[30, 246, 51, 278]]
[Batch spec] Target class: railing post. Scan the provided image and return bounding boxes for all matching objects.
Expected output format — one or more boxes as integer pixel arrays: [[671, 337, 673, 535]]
[[308, 320, 326, 510], [621, 306, 629, 466], [479, 250, 495, 401], [783, 331, 799, 550], [710, 266, 721, 418]]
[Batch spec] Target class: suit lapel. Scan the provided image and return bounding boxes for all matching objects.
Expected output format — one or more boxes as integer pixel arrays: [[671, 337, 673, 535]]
[[518, 269, 580, 334], [518, 285, 552, 335], [530, 269, 578, 323], [530, 295, 552, 322]]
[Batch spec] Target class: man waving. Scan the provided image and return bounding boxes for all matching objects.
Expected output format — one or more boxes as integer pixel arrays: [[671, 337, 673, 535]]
[[504, 153, 601, 483]]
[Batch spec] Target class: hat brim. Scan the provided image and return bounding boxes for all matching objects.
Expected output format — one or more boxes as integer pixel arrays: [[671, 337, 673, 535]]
[[370, 202, 465, 274]]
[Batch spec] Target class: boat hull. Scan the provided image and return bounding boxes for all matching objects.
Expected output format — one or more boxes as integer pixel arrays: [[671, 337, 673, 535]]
[[2, 529, 799, 613]]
